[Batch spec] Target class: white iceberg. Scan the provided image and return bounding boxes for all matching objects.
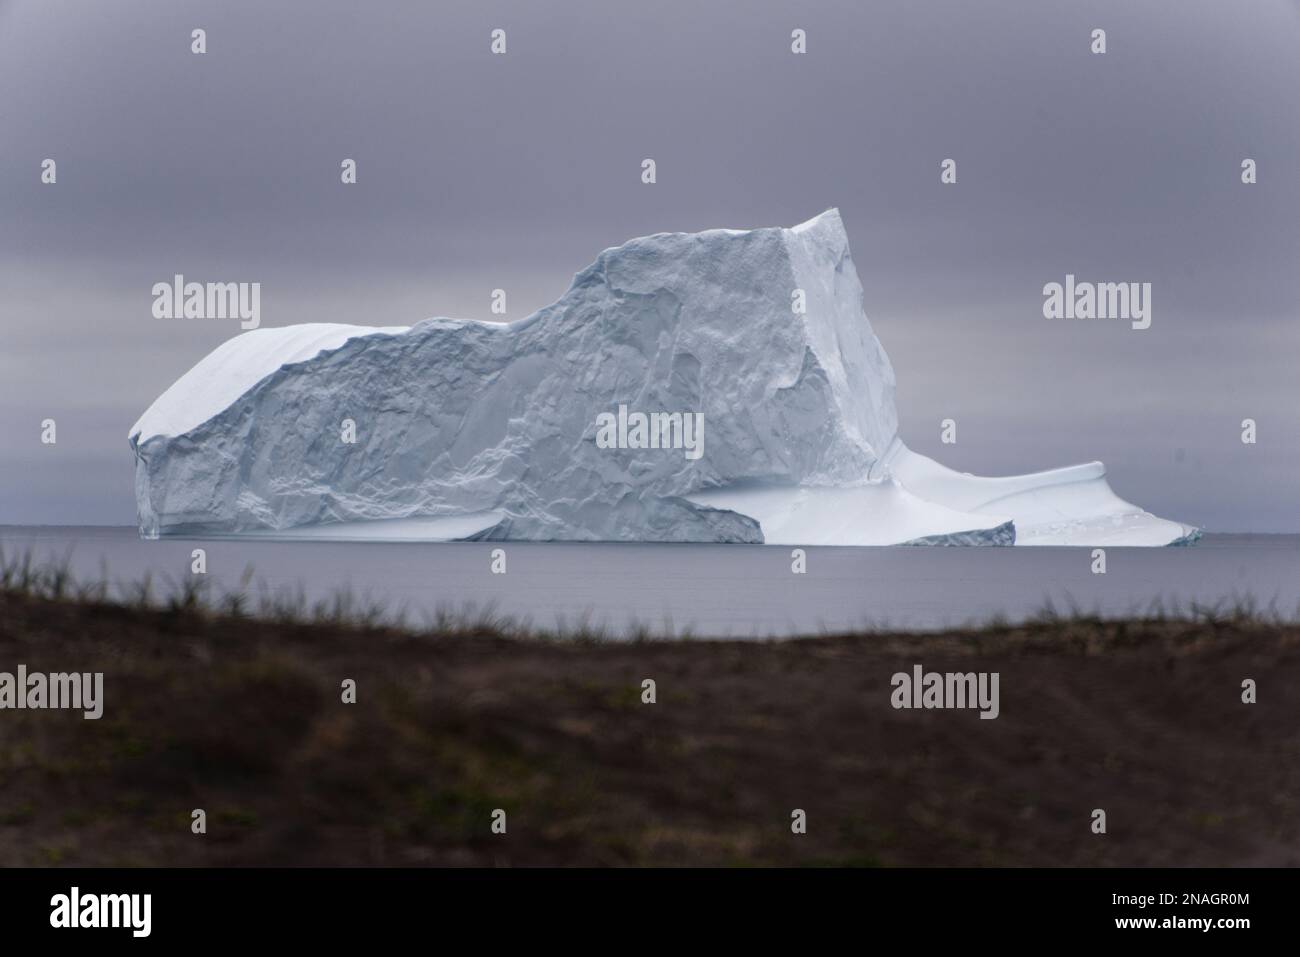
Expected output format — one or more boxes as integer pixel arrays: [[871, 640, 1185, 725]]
[[129, 210, 1196, 546]]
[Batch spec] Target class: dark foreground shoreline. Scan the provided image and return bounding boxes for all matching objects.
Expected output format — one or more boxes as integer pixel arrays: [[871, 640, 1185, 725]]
[[2, 578, 1296, 868]]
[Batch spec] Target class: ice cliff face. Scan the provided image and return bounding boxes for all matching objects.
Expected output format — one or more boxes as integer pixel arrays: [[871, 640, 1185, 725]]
[[130, 210, 902, 542]]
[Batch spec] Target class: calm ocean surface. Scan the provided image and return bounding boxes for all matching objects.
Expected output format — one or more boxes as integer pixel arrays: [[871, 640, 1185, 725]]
[[2, 526, 1297, 638]]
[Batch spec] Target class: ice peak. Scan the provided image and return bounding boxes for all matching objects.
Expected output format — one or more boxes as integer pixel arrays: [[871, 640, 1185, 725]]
[[789, 207, 844, 235]]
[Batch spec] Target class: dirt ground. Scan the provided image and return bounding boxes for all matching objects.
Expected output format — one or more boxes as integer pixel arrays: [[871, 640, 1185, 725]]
[[1, 590, 1296, 866]]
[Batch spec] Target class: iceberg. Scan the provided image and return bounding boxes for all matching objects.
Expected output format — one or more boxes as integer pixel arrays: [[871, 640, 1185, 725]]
[[128, 210, 1196, 546]]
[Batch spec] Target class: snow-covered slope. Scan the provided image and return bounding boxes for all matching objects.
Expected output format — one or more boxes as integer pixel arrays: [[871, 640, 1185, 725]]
[[131, 323, 409, 443], [885, 442, 1199, 546], [687, 438, 1198, 547], [128, 210, 1194, 546]]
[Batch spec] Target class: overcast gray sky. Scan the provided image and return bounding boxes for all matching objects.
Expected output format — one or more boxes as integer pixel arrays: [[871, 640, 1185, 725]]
[[2, 0, 1297, 531]]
